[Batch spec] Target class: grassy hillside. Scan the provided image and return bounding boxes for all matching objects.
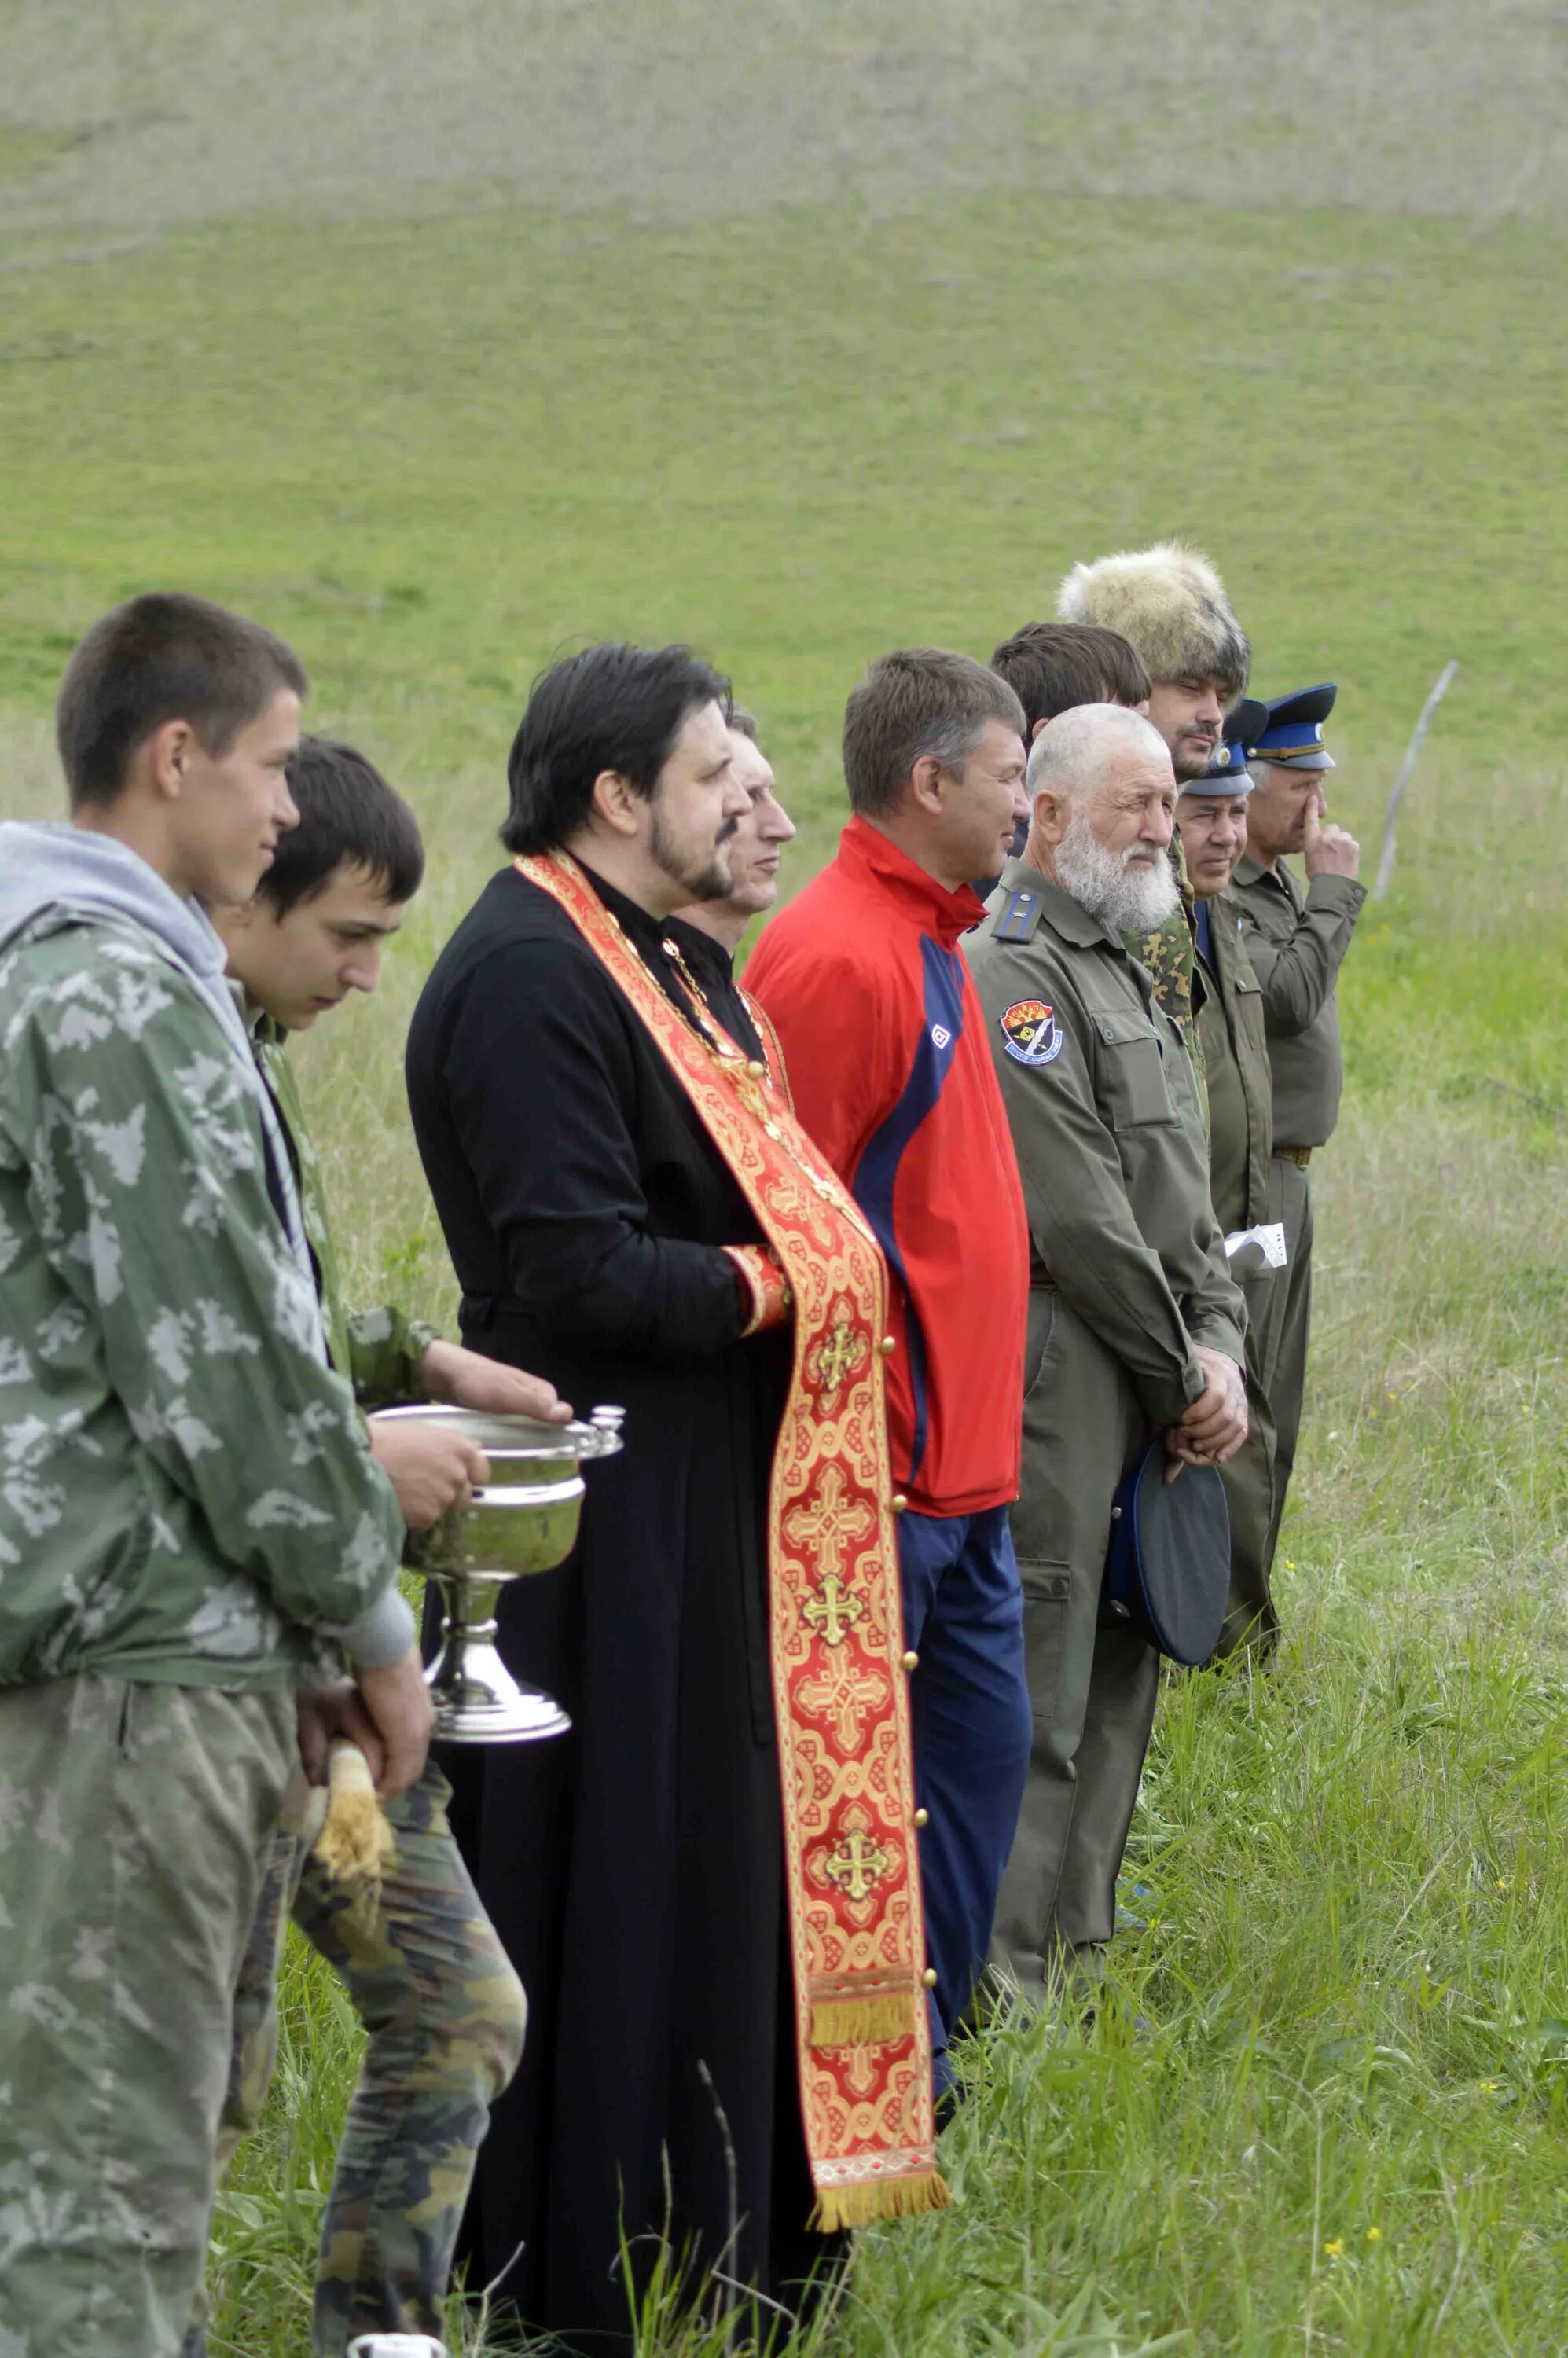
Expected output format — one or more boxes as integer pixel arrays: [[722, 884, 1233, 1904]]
[[2, 12, 1566, 2350]]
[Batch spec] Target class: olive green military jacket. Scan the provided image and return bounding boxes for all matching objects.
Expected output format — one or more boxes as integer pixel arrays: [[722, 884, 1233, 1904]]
[[254, 1016, 437, 1405], [1195, 892, 1273, 1236], [966, 861, 1247, 1434], [1231, 854, 1365, 1151]]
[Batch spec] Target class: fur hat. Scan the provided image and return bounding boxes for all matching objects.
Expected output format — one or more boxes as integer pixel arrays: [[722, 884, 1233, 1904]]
[[1056, 542, 1250, 700]]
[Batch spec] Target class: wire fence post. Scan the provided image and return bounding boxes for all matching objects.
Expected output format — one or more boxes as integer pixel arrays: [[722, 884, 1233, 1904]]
[[1372, 660, 1459, 902]]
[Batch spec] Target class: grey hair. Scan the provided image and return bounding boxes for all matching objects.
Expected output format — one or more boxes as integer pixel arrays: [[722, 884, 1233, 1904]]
[[1025, 700, 1171, 803]]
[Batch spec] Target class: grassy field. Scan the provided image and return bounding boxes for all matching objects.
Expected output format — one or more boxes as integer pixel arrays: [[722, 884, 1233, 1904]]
[[3, 8, 1567, 2348]]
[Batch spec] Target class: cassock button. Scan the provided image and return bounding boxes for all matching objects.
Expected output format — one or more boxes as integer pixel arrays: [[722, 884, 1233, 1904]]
[[747, 1059, 766, 1078], [902, 1650, 919, 1673], [879, 1335, 896, 1357], [890, 1494, 908, 1515], [922, 1967, 939, 1988], [913, 1808, 930, 1828], [764, 1121, 781, 1139]]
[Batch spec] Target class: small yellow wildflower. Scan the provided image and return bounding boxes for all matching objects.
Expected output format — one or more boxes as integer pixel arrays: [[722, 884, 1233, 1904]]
[[1365, 2227, 1382, 2245], [1478, 2080, 1500, 2093], [1284, 1558, 1296, 1571], [1496, 1879, 1508, 1891], [1323, 2239, 1345, 2260]]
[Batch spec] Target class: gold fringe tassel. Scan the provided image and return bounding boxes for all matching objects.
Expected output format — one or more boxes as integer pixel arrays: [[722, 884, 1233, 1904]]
[[808, 2170, 951, 2231], [313, 1740, 397, 1904], [809, 1993, 919, 2051]]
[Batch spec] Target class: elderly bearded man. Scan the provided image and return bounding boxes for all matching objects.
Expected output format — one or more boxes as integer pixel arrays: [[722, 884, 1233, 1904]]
[[966, 704, 1248, 2002], [406, 645, 945, 2353]]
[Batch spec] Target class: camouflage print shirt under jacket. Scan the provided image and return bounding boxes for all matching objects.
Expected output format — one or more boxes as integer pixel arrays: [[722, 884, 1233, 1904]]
[[1126, 837, 1209, 1140], [254, 1016, 436, 1407], [0, 917, 406, 1690]]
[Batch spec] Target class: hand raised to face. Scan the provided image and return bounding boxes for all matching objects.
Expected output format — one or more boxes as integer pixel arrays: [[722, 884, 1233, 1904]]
[[1302, 787, 1361, 880]]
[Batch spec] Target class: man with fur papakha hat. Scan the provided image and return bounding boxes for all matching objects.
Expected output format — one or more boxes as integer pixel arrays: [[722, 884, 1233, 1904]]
[[1056, 542, 1252, 1067]]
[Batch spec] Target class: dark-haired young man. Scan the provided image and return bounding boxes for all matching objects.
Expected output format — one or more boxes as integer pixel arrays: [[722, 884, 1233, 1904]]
[[982, 622, 1151, 882], [406, 646, 943, 2350], [0, 597, 427, 2356], [745, 648, 1034, 2101], [204, 734, 560, 2356]]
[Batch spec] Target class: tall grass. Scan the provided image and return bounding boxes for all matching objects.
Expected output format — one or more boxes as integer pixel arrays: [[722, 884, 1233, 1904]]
[[204, 740, 1568, 2352], [2, 73, 1562, 2343]]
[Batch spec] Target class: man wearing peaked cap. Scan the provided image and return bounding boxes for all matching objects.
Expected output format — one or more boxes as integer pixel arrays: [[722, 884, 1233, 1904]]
[[1231, 682, 1365, 1569], [1175, 698, 1282, 1657], [1057, 543, 1250, 1070]]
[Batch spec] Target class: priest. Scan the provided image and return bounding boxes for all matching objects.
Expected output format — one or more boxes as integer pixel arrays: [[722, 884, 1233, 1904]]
[[405, 643, 942, 2355]]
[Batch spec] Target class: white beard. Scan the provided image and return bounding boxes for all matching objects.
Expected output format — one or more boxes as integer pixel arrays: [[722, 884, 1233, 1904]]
[[1053, 807, 1180, 936]]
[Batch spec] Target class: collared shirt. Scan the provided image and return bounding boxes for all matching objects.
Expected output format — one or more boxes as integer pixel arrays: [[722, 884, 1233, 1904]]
[[1231, 854, 1366, 1150], [746, 816, 1029, 1517], [965, 858, 1246, 1433]]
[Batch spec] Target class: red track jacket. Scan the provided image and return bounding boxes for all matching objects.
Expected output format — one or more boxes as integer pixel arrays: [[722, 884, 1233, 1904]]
[[746, 817, 1028, 1518]]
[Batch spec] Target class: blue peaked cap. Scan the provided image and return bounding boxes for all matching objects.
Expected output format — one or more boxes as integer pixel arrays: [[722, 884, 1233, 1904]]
[[1252, 682, 1337, 771]]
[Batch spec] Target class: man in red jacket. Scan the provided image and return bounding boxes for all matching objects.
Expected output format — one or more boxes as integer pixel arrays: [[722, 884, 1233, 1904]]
[[746, 647, 1034, 2097]]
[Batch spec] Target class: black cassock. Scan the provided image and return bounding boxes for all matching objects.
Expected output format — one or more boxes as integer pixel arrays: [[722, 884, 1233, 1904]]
[[406, 867, 835, 2351]]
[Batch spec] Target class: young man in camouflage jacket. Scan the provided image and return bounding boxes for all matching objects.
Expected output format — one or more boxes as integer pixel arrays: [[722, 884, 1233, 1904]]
[[198, 733, 569, 2356], [0, 597, 432, 2358]]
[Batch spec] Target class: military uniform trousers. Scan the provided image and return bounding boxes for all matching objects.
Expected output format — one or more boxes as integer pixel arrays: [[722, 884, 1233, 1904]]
[[185, 1757, 526, 2358], [0, 1674, 295, 2358], [1255, 1155, 1314, 1564], [993, 1289, 1159, 1999], [896, 1504, 1031, 2091], [1213, 1278, 1280, 1661]]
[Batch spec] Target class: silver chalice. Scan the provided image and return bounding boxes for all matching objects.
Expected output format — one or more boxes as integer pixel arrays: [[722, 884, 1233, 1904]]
[[373, 1402, 625, 1744]]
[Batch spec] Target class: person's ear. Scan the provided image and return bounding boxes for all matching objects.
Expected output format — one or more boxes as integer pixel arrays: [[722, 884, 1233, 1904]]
[[587, 769, 643, 838], [1032, 785, 1069, 848], [908, 753, 946, 815], [1030, 715, 1050, 744], [143, 718, 196, 801]]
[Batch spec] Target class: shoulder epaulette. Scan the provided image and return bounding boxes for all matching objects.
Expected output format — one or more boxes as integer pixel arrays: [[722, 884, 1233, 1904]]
[[992, 887, 1043, 945]]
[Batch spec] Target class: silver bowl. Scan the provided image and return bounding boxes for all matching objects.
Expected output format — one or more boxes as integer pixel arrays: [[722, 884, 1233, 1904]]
[[373, 1403, 624, 1744]]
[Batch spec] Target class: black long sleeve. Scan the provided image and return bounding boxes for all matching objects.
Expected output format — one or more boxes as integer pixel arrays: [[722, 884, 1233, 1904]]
[[406, 869, 757, 1368]]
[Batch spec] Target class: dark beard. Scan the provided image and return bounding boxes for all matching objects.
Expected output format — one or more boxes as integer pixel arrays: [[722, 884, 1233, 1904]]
[[650, 805, 735, 902], [1170, 736, 1217, 783]]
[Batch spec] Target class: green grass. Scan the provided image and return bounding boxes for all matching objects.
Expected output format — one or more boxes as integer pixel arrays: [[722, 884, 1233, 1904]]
[[3, 108, 1566, 2358]]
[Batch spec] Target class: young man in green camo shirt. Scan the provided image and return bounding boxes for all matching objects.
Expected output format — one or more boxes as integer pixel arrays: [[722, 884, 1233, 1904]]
[[199, 733, 571, 2358], [0, 596, 432, 2358]]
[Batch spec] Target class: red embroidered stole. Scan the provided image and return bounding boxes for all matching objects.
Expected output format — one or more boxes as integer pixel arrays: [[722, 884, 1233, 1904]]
[[516, 853, 947, 2228]]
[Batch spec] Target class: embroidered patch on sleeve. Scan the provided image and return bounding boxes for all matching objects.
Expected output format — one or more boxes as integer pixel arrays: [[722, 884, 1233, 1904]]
[[1000, 999, 1063, 1067]]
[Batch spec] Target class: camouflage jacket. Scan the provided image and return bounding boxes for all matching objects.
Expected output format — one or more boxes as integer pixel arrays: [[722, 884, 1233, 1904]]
[[254, 1017, 437, 1407], [0, 916, 409, 1690]]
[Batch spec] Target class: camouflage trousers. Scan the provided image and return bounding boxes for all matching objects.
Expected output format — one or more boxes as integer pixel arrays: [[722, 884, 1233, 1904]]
[[186, 1757, 526, 2358], [0, 1675, 295, 2358]]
